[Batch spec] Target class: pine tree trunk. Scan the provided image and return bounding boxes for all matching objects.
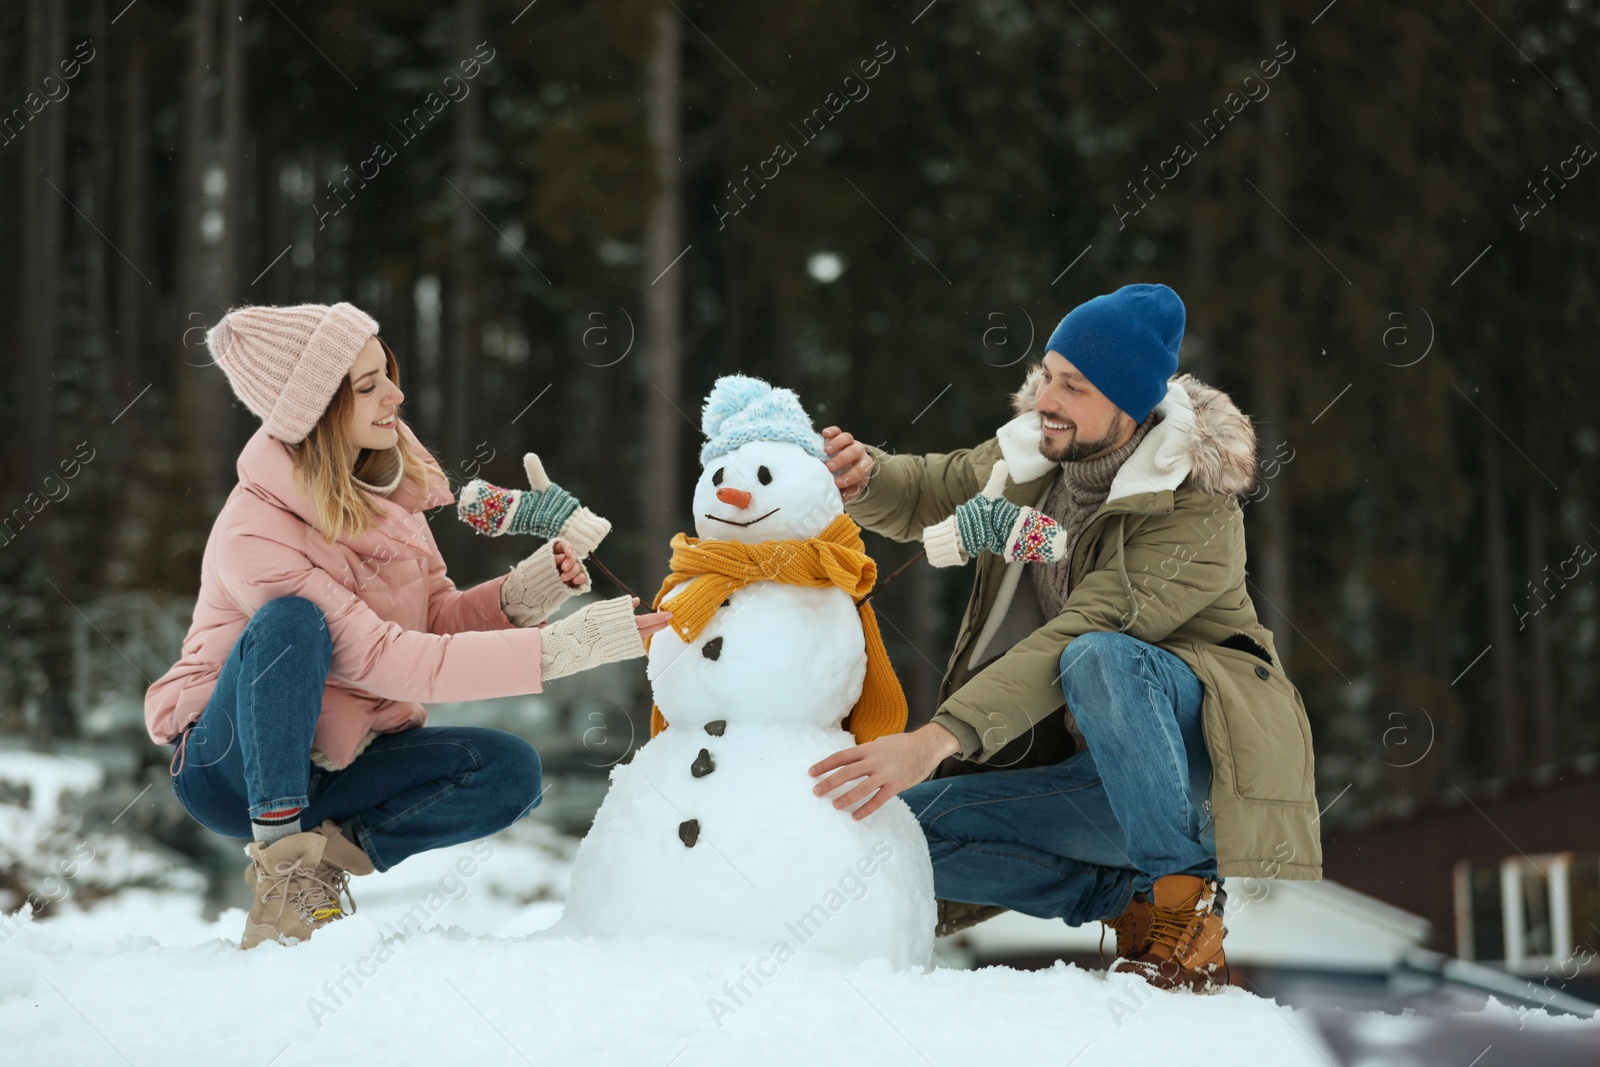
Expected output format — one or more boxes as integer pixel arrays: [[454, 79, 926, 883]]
[[88, 0, 114, 426], [178, 0, 231, 506], [23, 0, 74, 745], [1523, 482, 1554, 768], [445, 0, 483, 473], [1183, 154, 1216, 383], [117, 29, 147, 389], [220, 0, 245, 300], [219, 0, 246, 457], [21, 0, 66, 489], [1250, 5, 1293, 669], [0, 0, 14, 505], [639, 5, 685, 576], [1481, 424, 1519, 777], [905, 560, 941, 724]]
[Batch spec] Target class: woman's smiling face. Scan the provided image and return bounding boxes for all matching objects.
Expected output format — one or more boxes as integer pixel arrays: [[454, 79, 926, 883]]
[[345, 338, 405, 452]]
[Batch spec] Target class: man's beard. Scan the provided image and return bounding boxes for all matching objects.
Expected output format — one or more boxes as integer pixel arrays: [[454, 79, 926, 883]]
[[1040, 413, 1129, 464]]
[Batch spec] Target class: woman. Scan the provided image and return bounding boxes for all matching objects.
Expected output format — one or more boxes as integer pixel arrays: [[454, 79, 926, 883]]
[[143, 301, 670, 950]]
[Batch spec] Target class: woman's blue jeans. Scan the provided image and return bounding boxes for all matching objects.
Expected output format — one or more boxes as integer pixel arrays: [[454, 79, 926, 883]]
[[902, 630, 1218, 927], [168, 595, 544, 872]]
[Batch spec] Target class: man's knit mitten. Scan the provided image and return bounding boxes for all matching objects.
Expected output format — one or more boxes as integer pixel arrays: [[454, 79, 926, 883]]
[[923, 460, 1070, 567], [1003, 508, 1072, 564], [538, 596, 646, 681], [457, 453, 612, 556]]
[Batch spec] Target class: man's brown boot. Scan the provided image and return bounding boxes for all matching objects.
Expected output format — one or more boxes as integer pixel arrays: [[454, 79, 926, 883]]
[[240, 819, 375, 950], [1101, 892, 1154, 963], [934, 899, 1008, 938], [1112, 874, 1227, 991]]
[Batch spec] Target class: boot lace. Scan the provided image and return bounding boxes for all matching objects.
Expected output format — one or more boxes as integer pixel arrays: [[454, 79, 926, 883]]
[[258, 857, 357, 926], [1143, 880, 1218, 960], [1141, 882, 1230, 985], [1144, 901, 1202, 956], [312, 865, 358, 922]]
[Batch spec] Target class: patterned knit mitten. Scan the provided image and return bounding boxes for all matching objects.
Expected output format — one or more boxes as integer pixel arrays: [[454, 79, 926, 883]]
[[922, 460, 1070, 567], [457, 453, 612, 557]]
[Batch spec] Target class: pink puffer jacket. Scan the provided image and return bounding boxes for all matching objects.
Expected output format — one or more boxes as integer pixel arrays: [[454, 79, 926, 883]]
[[145, 421, 543, 769]]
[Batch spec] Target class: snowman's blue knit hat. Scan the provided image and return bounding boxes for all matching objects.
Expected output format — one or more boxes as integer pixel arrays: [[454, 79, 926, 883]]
[[699, 375, 826, 466]]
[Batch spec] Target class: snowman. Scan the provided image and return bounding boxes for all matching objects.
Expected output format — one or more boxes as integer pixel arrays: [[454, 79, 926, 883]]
[[553, 376, 935, 970]]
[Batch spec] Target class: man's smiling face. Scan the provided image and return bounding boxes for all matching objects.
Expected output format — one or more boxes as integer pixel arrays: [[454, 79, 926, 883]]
[[1035, 350, 1134, 463]]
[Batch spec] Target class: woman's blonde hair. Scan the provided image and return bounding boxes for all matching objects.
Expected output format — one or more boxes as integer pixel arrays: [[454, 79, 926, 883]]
[[290, 335, 441, 544]]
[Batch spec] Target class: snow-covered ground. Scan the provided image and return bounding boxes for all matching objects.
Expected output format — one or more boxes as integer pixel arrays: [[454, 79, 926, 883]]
[[2, 824, 1596, 1066], [2, 747, 1596, 1066]]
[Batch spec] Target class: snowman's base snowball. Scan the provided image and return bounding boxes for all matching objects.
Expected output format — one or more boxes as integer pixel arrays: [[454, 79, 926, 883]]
[[552, 723, 936, 971]]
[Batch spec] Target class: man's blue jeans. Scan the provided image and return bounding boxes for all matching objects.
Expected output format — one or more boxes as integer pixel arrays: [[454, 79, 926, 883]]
[[902, 630, 1217, 927], [168, 595, 544, 872]]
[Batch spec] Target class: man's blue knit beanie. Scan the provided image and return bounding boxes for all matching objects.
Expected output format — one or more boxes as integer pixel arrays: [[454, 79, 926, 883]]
[[1045, 283, 1184, 423]]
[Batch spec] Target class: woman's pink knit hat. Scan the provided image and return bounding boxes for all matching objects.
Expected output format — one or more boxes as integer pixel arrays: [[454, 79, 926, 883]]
[[208, 302, 379, 444]]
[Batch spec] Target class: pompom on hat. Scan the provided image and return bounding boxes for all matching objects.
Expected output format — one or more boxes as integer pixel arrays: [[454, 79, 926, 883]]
[[208, 302, 380, 444], [699, 375, 826, 466]]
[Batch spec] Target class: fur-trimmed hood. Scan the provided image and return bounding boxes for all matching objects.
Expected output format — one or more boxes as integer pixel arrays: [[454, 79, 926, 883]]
[[995, 366, 1260, 501]]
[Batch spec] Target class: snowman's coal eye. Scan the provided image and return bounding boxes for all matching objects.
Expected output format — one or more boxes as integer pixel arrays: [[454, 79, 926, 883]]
[[712, 467, 725, 486], [757, 466, 772, 485]]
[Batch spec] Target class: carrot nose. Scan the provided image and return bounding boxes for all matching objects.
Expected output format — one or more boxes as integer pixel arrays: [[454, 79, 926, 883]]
[[716, 487, 752, 509]]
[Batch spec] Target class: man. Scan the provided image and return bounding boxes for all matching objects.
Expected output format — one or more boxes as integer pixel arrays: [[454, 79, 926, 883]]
[[809, 283, 1320, 991]]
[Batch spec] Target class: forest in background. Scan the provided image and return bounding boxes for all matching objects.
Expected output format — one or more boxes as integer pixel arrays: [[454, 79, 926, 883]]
[[0, 0, 1596, 833]]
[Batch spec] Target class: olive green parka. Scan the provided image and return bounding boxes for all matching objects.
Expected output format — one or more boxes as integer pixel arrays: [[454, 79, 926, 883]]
[[848, 370, 1321, 881]]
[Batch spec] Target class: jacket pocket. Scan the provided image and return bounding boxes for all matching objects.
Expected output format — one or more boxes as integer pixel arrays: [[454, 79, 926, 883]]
[[1196, 643, 1315, 804]]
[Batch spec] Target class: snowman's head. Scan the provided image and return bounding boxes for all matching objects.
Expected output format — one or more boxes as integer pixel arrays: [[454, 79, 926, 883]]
[[692, 439, 841, 543], [694, 374, 840, 543]]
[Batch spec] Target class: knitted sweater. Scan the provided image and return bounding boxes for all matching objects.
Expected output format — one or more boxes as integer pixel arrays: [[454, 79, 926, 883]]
[[1032, 410, 1160, 619]]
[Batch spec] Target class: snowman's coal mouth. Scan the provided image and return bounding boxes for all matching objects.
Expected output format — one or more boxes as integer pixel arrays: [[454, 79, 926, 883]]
[[704, 507, 780, 528]]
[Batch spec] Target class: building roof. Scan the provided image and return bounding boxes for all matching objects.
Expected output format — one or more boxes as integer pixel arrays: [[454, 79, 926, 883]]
[[943, 878, 1430, 971]]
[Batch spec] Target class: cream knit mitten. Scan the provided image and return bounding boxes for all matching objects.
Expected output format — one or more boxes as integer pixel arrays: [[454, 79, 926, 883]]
[[500, 542, 591, 628], [538, 595, 646, 681]]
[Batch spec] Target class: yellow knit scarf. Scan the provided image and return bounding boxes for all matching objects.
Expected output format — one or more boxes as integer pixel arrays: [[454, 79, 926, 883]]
[[647, 512, 908, 744]]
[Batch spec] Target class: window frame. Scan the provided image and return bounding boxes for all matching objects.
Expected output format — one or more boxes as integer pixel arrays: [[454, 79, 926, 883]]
[[1455, 852, 1592, 974]]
